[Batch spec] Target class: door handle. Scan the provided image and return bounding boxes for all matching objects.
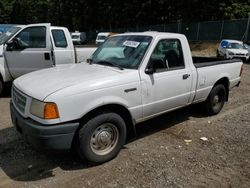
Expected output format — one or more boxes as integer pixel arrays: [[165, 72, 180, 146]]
[[183, 74, 190, 80], [44, 52, 50, 60]]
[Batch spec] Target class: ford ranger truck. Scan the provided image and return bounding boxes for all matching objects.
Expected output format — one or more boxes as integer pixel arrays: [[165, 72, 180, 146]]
[[10, 32, 243, 163]]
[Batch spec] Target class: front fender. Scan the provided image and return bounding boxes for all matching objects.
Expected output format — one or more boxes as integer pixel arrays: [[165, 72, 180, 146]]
[[0, 55, 12, 82], [46, 84, 142, 124]]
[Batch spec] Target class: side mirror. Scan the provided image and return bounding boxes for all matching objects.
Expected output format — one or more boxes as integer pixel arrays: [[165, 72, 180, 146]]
[[6, 37, 27, 51], [6, 40, 14, 51], [145, 67, 154, 74]]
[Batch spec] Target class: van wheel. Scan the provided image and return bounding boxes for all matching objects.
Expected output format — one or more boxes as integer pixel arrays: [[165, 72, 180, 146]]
[[216, 50, 220, 57], [76, 112, 126, 163], [205, 84, 226, 115]]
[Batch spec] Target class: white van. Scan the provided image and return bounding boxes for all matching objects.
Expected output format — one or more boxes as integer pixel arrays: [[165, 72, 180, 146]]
[[71, 31, 86, 45], [96, 32, 117, 45]]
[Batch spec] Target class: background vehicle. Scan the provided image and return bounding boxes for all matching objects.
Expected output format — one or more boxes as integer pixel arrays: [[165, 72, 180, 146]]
[[71, 31, 87, 45], [217, 39, 249, 62], [0, 24, 16, 34], [10, 32, 242, 164], [95, 32, 117, 45], [243, 43, 250, 60], [0, 23, 97, 95]]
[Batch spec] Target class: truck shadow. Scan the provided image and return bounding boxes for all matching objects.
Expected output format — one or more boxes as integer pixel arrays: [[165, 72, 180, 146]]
[[0, 104, 207, 182], [1, 84, 12, 98]]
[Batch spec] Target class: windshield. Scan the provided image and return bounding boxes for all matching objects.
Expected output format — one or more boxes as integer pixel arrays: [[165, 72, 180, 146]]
[[92, 35, 152, 69], [227, 42, 243, 49], [0, 26, 22, 45], [71, 35, 80, 39], [97, 35, 107, 40]]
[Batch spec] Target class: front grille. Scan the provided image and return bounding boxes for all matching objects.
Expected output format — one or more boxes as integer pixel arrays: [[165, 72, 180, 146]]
[[236, 53, 244, 56], [12, 87, 27, 113]]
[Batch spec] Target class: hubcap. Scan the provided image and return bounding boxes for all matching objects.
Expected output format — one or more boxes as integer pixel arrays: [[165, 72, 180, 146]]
[[212, 91, 224, 111], [213, 95, 220, 105], [90, 123, 119, 155]]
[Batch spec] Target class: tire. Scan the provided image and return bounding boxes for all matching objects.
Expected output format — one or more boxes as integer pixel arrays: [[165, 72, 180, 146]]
[[76, 112, 127, 163], [205, 84, 226, 116], [0, 79, 3, 96]]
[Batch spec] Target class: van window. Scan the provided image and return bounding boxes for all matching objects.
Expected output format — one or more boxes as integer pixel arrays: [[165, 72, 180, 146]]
[[52, 29, 67, 48], [97, 35, 107, 40]]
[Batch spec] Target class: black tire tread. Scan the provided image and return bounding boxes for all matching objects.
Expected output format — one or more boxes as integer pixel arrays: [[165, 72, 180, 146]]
[[205, 84, 226, 116], [76, 112, 126, 163]]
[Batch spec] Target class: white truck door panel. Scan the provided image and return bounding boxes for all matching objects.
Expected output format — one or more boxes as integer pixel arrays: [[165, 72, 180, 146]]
[[4, 23, 53, 78], [142, 69, 192, 118], [140, 38, 193, 118], [51, 28, 75, 64]]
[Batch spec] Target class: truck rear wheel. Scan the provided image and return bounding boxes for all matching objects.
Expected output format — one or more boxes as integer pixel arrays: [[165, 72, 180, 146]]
[[77, 112, 127, 163], [205, 84, 226, 115]]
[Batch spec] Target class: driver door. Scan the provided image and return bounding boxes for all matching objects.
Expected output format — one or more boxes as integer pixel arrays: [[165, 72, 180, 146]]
[[4, 23, 53, 78]]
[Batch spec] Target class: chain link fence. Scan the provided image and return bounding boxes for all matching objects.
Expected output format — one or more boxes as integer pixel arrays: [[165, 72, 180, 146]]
[[1, 19, 249, 43], [95, 18, 250, 42]]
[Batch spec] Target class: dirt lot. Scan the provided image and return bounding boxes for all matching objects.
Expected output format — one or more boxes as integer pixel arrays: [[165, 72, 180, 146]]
[[0, 47, 250, 187]]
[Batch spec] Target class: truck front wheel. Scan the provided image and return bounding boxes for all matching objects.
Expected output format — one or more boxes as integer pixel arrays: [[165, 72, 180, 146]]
[[0, 79, 3, 96], [77, 112, 127, 163], [205, 84, 226, 115]]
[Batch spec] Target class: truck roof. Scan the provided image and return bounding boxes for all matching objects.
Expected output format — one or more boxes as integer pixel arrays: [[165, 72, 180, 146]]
[[51, 26, 68, 30], [115, 31, 186, 38], [222, 39, 243, 44]]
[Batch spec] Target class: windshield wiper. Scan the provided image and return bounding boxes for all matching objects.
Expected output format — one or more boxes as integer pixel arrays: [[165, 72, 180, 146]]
[[95, 60, 124, 70]]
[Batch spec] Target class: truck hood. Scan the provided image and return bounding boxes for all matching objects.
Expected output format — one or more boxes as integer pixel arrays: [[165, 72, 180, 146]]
[[226, 48, 248, 55], [14, 63, 136, 101]]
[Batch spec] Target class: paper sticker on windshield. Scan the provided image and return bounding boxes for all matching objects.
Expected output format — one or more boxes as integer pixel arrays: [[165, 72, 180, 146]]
[[5, 32, 11, 36], [123, 41, 140, 48]]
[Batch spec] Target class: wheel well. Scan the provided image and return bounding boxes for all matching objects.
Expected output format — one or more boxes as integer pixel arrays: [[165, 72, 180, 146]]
[[0, 74, 3, 89], [72, 104, 136, 148], [214, 77, 229, 101]]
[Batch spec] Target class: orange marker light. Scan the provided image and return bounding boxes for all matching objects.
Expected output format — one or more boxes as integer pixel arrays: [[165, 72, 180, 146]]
[[44, 103, 59, 119]]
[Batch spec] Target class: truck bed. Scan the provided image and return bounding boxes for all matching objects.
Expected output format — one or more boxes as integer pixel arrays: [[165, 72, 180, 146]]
[[193, 56, 242, 68]]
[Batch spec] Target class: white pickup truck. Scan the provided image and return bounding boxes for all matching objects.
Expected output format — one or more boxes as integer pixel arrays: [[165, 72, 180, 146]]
[[0, 23, 96, 95], [10, 32, 243, 163]]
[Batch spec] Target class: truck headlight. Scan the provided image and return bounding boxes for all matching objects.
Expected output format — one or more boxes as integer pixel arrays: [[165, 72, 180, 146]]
[[228, 52, 234, 55], [30, 99, 59, 119]]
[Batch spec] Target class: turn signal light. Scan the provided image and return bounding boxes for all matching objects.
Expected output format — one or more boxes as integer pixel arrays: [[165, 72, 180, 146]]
[[44, 103, 59, 119]]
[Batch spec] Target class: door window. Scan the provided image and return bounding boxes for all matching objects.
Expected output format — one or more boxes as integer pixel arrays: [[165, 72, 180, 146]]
[[16, 26, 46, 48], [52, 29, 68, 48], [148, 39, 185, 72]]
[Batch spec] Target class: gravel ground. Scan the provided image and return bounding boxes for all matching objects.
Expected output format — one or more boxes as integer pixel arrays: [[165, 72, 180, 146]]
[[0, 64, 250, 188]]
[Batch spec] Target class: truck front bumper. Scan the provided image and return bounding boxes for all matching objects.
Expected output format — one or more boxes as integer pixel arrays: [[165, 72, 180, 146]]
[[10, 101, 79, 151]]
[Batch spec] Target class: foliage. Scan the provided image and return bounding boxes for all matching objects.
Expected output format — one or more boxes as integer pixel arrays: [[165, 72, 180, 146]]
[[0, 0, 249, 31]]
